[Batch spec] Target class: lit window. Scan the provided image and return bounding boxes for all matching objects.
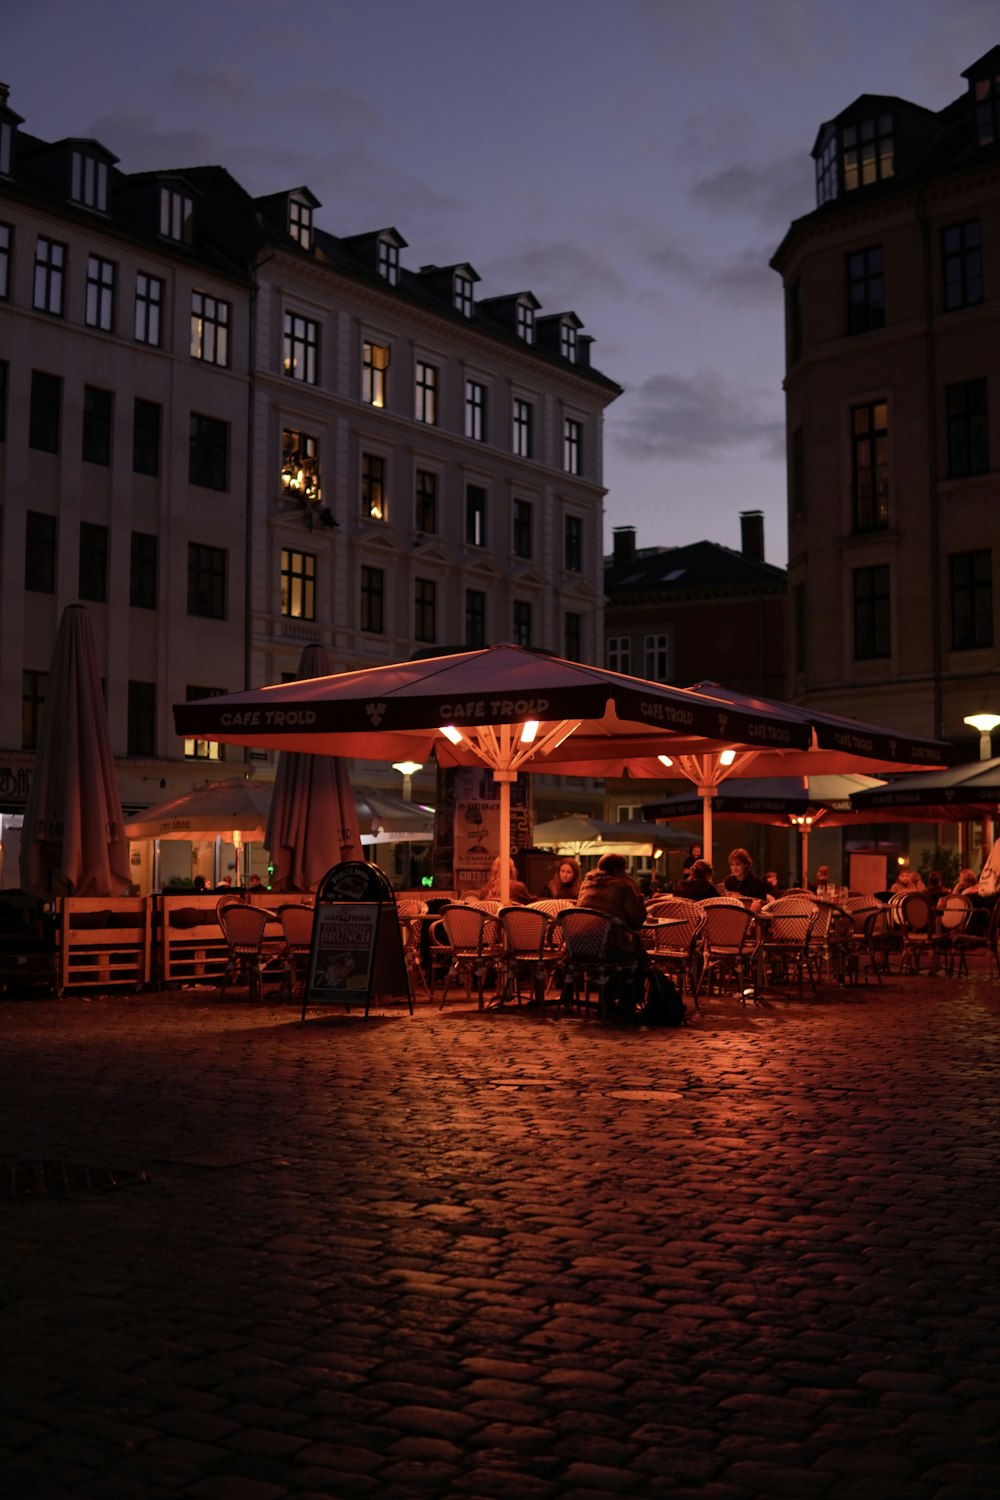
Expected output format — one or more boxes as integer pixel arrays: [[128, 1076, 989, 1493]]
[[86, 255, 115, 331], [377, 237, 399, 285], [283, 312, 319, 384], [415, 361, 438, 424], [160, 186, 193, 243], [184, 685, 224, 761], [362, 341, 389, 407], [289, 198, 312, 250], [361, 452, 385, 520], [191, 291, 230, 366], [842, 114, 893, 191], [281, 429, 321, 504], [71, 149, 108, 212], [280, 548, 316, 621]]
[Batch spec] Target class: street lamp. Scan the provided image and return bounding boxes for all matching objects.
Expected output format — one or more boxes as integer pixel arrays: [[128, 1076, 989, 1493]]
[[392, 761, 423, 801], [963, 713, 1000, 762]]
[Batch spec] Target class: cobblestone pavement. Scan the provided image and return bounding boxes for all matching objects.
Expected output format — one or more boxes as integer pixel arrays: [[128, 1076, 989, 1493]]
[[2, 967, 1000, 1500]]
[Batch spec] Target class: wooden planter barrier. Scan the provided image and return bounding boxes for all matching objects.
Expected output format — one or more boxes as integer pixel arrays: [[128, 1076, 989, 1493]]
[[157, 894, 230, 986], [56, 896, 152, 996]]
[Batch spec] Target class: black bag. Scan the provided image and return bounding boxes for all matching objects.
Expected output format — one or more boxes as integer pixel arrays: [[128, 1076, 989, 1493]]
[[641, 967, 687, 1027]]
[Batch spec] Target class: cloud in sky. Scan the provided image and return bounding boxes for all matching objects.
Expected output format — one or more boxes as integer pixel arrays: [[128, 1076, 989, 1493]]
[[613, 369, 785, 463]]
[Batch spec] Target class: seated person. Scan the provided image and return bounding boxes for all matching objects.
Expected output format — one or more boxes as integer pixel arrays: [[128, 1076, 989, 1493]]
[[545, 858, 581, 900], [810, 864, 831, 893], [681, 843, 703, 873], [722, 847, 771, 909], [953, 867, 980, 896], [674, 858, 720, 901], [765, 870, 781, 900], [477, 855, 531, 905], [575, 853, 648, 1012]]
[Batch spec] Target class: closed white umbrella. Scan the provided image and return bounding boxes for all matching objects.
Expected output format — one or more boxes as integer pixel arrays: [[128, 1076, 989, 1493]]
[[20, 604, 130, 898]]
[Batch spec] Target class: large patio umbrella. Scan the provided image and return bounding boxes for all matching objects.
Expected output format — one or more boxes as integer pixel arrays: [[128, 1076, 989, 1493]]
[[618, 681, 953, 861], [267, 643, 364, 891], [124, 780, 273, 842], [531, 813, 698, 857], [174, 644, 813, 902], [642, 773, 885, 880], [848, 758, 1000, 822], [20, 604, 130, 898]]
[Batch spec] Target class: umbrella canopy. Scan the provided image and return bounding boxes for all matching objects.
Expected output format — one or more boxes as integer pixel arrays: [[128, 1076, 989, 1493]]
[[266, 643, 364, 891], [20, 604, 130, 898], [362, 789, 435, 843], [124, 780, 273, 841], [531, 813, 699, 857], [174, 643, 811, 900], [848, 758, 1000, 822]]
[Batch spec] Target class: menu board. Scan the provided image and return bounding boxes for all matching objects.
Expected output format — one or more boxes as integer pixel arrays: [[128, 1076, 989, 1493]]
[[303, 861, 411, 1019]]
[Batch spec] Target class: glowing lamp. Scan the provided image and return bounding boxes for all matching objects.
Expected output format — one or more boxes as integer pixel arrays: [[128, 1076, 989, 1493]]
[[719, 749, 737, 766], [520, 720, 540, 744], [440, 725, 463, 745], [657, 754, 674, 768]]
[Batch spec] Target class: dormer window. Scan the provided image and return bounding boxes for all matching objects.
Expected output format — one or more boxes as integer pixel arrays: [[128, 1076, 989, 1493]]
[[377, 237, 399, 285], [71, 149, 108, 212], [0, 119, 12, 178], [160, 186, 193, 244], [289, 197, 312, 250], [560, 321, 578, 363], [815, 125, 837, 204], [454, 271, 474, 317], [516, 300, 535, 344], [842, 114, 893, 191], [975, 70, 1000, 147]]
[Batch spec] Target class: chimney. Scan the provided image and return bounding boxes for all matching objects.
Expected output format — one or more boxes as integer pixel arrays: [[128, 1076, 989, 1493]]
[[613, 526, 636, 564], [740, 509, 764, 562]]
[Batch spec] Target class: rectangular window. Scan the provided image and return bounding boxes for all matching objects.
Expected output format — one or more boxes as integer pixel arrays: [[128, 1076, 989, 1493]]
[[563, 417, 582, 475], [187, 542, 227, 619], [361, 565, 385, 633], [454, 272, 474, 317], [951, 550, 993, 650], [130, 532, 158, 609], [842, 114, 894, 191], [513, 398, 533, 458], [846, 246, 884, 334], [560, 322, 578, 362], [362, 341, 389, 407], [190, 291, 230, 366], [607, 637, 631, 674], [22, 670, 47, 751], [25, 511, 56, 593], [71, 149, 109, 212], [281, 429, 321, 504], [793, 582, 806, 674], [513, 498, 533, 559], [465, 589, 486, 648], [280, 548, 316, 621], [0, 222, 10, 300], [78, 522, 108, 602], [289, 198, 312, 250], [853, 564, 891, 660], [134, 272, 163, 345], [415, 470, 437, 534], [414, 578, 437, 642], [283, 311, 319, 384], [82, 386, 113, 466], [564, 514, 583, 572], [132, 398, 161, 477], [33, 237, 65, 314], [516, 302, 534, 343], [564, 611, 582, 661], [29, 371, 61, 453], [160, 187, 193, 244], [377, 238, 399, 285], [465, 379, 487, 442], [851, 401, 889, 531], [975, 73, 1000, 147], [127, 680, 157, 757], [943, 220, 983, 311], [361, 452, 385, 519], [512, 600, 532, 647], [184, 685, 224, 761], [466, 484, 486, 546], [189, 413, 229, 491], [946, 379, 989, 477], [85, 255, 115, 331], [415, 361, 438, 424], [644, 633, 670, 681]]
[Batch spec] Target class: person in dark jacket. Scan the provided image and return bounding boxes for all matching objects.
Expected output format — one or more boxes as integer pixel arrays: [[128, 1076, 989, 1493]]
[[722, 847, 771, 909], [576, 854, 647, 944], [674, 858, 719, 902]]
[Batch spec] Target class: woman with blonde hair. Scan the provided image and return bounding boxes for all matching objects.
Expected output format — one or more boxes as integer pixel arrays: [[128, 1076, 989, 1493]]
[[477, 855, 531, 904]]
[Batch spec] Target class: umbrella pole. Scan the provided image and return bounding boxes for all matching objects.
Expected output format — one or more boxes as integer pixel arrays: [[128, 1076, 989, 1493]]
[[495, 771, 515, 904], [700, 787, 713, 866]]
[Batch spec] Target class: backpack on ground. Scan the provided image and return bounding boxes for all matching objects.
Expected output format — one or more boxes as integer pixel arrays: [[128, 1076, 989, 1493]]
[[641, 967, 687, 1027]]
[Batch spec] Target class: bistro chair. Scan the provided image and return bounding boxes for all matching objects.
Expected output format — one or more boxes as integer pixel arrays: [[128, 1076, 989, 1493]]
[[807, 900, 855, 986], [759, 896, 818, 998], [895, 891, 937, 974], [275, 903, 314, 1002], [696, 899, 762, 1004], [641, 898, 705, 1003], [436, 903, 505, 1011], [217, 901, 271, 1002], [555, 907, 639, 1021], [396, 898, 430, 998], [496, 904, 556, 1008], [932, 894, 991, 978]]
